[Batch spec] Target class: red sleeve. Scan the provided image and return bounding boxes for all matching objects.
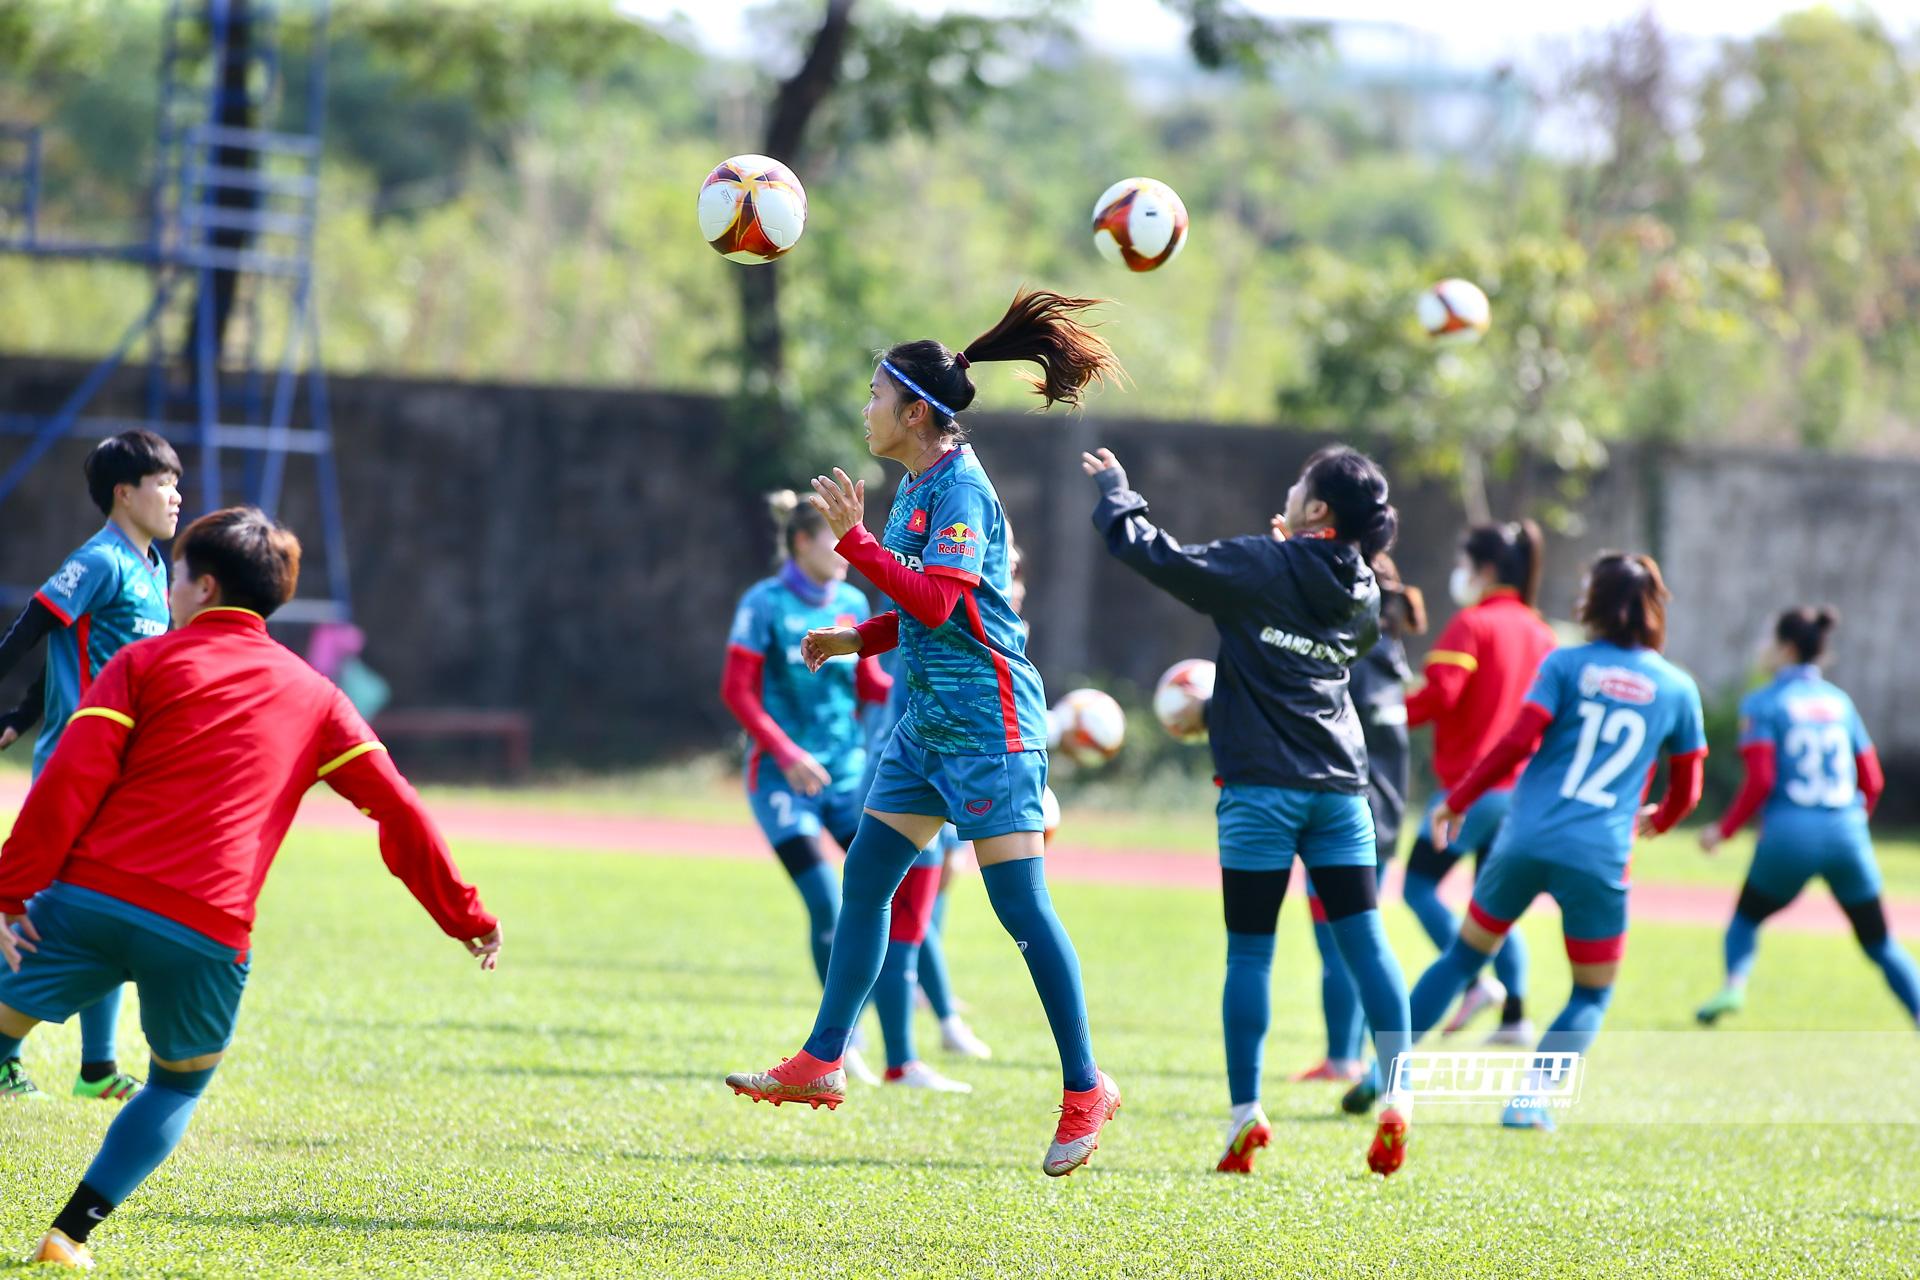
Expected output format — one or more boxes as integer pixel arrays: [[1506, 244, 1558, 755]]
[[0, 650, 139, 913], [1651, 749, 1707, 835], [856, 610, 900, 657], [837, 526, 963, 629], [1405, 615, 1478, 727], [719, 644, 805, 770], [322, 744, 497, 940], [1715, 741, 1777, 838], [855, 654, 893, 706], [1857, 746, 1885, 817], [1446, 700, 1552, 814]]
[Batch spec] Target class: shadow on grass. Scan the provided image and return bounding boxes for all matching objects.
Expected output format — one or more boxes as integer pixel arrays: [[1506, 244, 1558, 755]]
[[309, 1016, 628, 1041]]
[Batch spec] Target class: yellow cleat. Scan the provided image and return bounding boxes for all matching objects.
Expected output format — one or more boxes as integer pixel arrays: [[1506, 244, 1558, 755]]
[[30, 1229, 95, 1270]]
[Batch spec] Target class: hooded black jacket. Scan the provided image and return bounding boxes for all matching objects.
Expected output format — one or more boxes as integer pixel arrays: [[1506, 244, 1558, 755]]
[[1093, 477, 1378, 793]]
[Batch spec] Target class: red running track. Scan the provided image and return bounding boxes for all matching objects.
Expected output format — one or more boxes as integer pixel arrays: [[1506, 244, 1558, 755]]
[[3, 778, 1915, 937]]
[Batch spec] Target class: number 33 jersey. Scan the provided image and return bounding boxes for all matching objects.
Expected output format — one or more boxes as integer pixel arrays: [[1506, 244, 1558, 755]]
[[1739, 664, 1873, 825], [1499, 640, 1706, 878]]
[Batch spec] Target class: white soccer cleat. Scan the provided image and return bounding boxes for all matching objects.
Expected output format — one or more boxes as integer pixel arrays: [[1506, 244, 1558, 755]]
[[1442, 976, 1504, 1036], [843, 1046, 882, 1087], [885, 1060, 973, 1093], [1043, 1071, 1122, 1177], [1484, 1018, 1536, 1047], [939, 1015, 993, 1060]]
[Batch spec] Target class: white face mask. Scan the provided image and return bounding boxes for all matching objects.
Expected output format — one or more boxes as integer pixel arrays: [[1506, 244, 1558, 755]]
[[1449, 566, 1481, 608]]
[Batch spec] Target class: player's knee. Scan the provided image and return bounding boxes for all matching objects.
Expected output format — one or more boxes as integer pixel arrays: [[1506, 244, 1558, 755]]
[[1734, 881, 1792, 925], [1570, 962, 1619, 990], [1457, 914, 1504, 955], [0, 1002, 40, 1038], [150, 1051, 222, 1082], [1305, 864, 1379, 922], [1842, 897, 1891, 952], [1221, 869, 1288, 936], [773, 835, 825, 879], [1404, 837, 1452, 884]]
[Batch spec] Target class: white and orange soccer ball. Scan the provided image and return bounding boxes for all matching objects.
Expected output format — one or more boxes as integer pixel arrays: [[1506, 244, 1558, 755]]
[[1049, 688, 1126, 767], [697, 154, 807, 264], [1091, 177, 1189, 273], [1153, 659, 1215, 743], [1417, 277, 1491, 345], [1042, 786, 1062, 846]]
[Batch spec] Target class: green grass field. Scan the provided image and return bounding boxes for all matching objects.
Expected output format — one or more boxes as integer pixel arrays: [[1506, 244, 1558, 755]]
[[2, 813, 1917, 1278]]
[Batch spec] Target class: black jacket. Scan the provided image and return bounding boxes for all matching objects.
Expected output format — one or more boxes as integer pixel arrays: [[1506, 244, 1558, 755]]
[[1093, 479, 1378, 793], [1349, 635, 1412, 848]]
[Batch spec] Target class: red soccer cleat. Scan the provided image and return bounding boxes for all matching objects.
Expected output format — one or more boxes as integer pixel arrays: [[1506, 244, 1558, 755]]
[[1043, 1071, 1122, 1177], [1290, 1058, 1366, 1084], [1367, 1105, 1410, 1177], [725, 1052, 846, 1110], [1215, 1106, 1273, 1174]]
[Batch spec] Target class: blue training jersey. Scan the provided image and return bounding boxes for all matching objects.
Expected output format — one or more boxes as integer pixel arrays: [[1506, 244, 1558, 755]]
[[728, 570, 872, 781], [878, 444, 1047, 756], [1739, 666, 1873, 823], [1500, 641, 1707, 879], [32, 523, 170, 777]]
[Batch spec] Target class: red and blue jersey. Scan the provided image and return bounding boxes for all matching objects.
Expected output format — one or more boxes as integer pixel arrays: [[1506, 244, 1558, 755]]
[[1500, 641, 1706, 879], [32, 523, 170, 777], [1738, 667, 1872, 822], [879, 445, 1046, 756], [727, 570, 873, 783]]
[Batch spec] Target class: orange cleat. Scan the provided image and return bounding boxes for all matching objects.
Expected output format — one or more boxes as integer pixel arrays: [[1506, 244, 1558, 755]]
[[1043, 1071, 1122, 1177], [724, 1056, 847, 1110], [1215, 1106, 1273, 1174], [29, 1228, 95, 1270], [1290, 1058, 1366, 1084], [1366, 1105, 1410, 1177]]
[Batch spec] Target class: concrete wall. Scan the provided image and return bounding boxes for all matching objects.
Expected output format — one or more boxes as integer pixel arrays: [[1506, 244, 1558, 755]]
[[2, 356, 1915, 792]]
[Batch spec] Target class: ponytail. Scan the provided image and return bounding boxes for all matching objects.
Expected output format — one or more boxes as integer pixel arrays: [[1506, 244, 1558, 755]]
[[1775, 605, 1840, 664], [1372, 551, 1428, 636], [878, 288, 1127, 434], [1463, 519, 1545, 608], [1301, 446, 1397, 559], [1579, 551, 1669, 651]]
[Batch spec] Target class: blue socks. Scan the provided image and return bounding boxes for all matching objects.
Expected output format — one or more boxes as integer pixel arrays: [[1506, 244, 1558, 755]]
[[981, 857, 1097, 1092], [875, 940, 922, 1069], [1724, 912, 1760, 984], [1538, 982, 1614, 1058], [1402, 871, 1456, 952], [1327, 910, 1412, 1080], [918, 892, 955, 1019], [1409, 936, 1491, 1041], [1310, 920, 1365, 1062], [791, 862, 842, 986], [1490, 921, 1529, 1001], [80, 988, 123, 1067], [802, 820, 922, 1061], [80, 1063, 215, 1205], [0, 1030, 22, 1061], [1864, 939, 1920, 1020], [1222, 930, 1276, 1105]]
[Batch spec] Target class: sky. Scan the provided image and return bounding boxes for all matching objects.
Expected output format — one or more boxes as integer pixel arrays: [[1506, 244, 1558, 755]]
[[621, 0, 1920, 64]]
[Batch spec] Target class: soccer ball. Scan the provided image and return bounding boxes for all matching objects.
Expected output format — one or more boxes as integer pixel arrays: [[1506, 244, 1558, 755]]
[[1091, 178, 1189, 273], [698, 154, 807, 264], [1042, 786, 1062, 846], [1417, 277, 1491, 345], [1153, 659, 1215, 743], [1050, 688, 1126, 767]]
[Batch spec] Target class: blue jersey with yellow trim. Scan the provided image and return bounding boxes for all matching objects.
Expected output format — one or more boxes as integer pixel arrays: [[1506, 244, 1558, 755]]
[[728, 572, 872, 780], [1500, 641, 1706, 879], [1738, 666, 1872, 822], [32, 523, 170, 777], [878, 445, 1046, 756]]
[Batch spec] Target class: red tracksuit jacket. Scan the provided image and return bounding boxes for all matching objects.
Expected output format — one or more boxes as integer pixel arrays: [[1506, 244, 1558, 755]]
[[0, 607, 495, 950], [1405, 589, 1558, 791]]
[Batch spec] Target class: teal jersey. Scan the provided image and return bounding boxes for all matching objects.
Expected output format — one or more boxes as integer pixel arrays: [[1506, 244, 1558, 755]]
[[32, 523, 170, 777], [878, 445, 1047, 756], [727, 572, 872, 779], [1739, 666, 1873, 823]]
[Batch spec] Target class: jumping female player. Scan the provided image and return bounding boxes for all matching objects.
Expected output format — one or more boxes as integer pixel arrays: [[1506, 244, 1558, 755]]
[[720, 493, 894, 1087], [726, 289, 1123, 1178], [1356, 552, 1706, 1131], [1086, 443, 1414, 1178], [1695, 607, 1919, 1026], [1402, 521, 1557, 1044], [1293, 552, 1426, 1085]]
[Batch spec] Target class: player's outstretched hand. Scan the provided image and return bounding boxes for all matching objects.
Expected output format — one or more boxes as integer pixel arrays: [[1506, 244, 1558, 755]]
[[1430, 805, 1464, 852], [802, 626, 861, 673], [1634, 803, 1661, 837], [782, 753, 832, 798], [465, 924, 502, 971], [809, 468, 866, 540], [1269, 514, 1289, 543], [1081, 448, 1129, 494], [1697, 826, 1723, 855], [0, 726, 16, 751], [1, 912, 40, 974]]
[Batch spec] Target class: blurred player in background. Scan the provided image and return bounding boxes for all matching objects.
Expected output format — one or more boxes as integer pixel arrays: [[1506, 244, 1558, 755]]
[[720, 492, 894, 1087], [1293, 552, 1425, 1084], [0, 507, 500, 1270], [1695, 606, 1919, 1026], [1402, 521, 1557, 1045], [1087, 443, 1415, 1178], [728, 290, 1121, 1177], [1352, 552, 1706, 1131], [0, 430, 182, 1105]]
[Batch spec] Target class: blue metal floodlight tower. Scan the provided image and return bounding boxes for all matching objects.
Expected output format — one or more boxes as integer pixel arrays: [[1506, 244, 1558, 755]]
[[0, 0, 348, 624]]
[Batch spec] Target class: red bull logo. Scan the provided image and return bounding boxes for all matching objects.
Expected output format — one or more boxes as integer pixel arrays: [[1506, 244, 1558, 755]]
[[935, 523, 978, 558]]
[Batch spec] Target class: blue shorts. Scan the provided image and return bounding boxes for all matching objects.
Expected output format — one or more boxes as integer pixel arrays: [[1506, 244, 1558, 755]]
[[1748, 814, 1880, 906], [1217, 785, 1376, 874], [863, 729, 1048, 842], [1469, 847, 1627, 963], [1416, 788, 1513, 858], [747, 758, 865, 851], [0, 883, 249, 1061]]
